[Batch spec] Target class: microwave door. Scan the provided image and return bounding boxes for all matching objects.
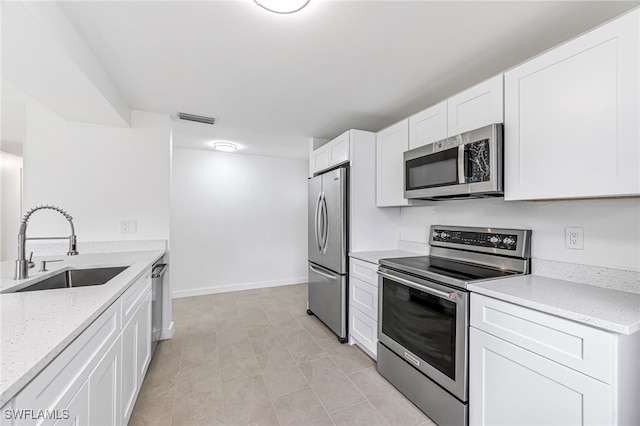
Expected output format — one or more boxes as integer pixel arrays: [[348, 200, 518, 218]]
[[404, 147, 468, 198]]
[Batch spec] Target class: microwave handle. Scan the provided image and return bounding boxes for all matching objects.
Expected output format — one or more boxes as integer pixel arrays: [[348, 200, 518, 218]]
[[457, 144, 466, 184]]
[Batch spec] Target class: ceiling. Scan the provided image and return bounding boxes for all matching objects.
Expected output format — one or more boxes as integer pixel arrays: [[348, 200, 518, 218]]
[[6, 1, 639, 160]]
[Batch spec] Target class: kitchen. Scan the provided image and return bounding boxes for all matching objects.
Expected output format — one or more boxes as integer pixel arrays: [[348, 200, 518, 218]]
[[1, 1, 639, 425]]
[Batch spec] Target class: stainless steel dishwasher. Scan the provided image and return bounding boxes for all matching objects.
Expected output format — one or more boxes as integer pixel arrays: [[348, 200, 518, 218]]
[[151, 260, 167, 356]]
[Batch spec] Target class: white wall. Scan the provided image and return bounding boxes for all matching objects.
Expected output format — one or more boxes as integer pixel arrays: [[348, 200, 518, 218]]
[[23, 102, 171, 243], [400, 197, 640, 271], [0, 152, 23, 261], [171, 148, 308, 297]]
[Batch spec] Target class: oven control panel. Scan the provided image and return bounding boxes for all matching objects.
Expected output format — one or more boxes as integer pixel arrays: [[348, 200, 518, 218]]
[[432, 229, 518, 250]]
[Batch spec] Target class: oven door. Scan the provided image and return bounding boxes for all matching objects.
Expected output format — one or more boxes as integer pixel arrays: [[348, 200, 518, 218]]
[[378, 267, 469, 401]]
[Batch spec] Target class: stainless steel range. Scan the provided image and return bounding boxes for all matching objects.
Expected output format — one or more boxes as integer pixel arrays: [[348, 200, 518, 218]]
[[377, 225, 531, 426]]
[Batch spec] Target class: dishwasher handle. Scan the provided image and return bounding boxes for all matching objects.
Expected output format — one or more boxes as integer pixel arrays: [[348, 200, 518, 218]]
[[151, 263, 168, 279]]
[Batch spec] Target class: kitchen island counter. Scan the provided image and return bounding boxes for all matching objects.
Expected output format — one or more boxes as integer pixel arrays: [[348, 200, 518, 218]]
[[0, 250, 165, 406]]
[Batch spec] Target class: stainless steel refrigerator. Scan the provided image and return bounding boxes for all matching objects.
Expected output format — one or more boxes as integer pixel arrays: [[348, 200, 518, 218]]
[[307, 166, 348, 343]]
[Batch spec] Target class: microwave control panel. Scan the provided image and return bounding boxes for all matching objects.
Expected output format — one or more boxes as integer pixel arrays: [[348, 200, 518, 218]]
[[432, 229, 518, 250]]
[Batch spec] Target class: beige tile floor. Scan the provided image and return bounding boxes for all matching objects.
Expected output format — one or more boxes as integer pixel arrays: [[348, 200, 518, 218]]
[[130, 283, 435, 426]]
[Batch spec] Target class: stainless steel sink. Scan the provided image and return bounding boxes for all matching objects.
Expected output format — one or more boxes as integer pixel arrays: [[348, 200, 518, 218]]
[[15, 267, 128, 292]]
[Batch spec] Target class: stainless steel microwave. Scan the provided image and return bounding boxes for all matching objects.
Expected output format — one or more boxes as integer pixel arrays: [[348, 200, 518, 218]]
[[404, 123, 503, 200]]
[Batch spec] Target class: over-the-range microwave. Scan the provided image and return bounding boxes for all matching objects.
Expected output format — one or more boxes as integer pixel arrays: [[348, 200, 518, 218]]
[[403, 123, 503, 200]]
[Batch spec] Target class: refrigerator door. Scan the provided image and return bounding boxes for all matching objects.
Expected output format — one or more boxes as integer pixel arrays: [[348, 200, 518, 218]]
[[321, 167, 348, 275], [308, 175, 323, 266], [308, 262, 347, 339]]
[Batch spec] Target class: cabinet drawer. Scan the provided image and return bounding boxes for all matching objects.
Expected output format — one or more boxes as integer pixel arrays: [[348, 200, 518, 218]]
[[350, 258, 378, 286], [471, 294, 613, 383], [350, 307, 377, 358], [350, 277, 378, 320], [122, 273, 151, 326]]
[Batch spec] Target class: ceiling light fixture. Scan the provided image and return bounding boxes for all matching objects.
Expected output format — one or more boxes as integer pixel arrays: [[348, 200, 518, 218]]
[[212, 142, 238, 152], [253, 0, 310, 14]]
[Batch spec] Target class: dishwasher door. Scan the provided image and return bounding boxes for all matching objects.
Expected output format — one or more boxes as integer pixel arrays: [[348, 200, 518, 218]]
[[151, 261, 167, 356]]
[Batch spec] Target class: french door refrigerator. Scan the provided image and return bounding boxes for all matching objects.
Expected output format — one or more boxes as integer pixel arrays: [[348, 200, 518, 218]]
[[307, 166, 348, 343]]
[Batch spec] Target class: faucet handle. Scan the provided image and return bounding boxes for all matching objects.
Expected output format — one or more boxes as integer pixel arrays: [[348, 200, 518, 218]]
[[39, 259, 63, 272], [28, 252, 35, 269]]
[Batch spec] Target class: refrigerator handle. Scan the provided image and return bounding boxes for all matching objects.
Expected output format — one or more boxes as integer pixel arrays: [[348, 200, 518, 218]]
[[321, 194, 329, 253], [314, 192, 322, 252], [309, 264, 338, 280]]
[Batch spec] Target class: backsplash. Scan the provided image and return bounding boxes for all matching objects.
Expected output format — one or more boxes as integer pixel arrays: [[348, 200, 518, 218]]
[[532, 259, 640, 294], [25, 240, 167, 256], [400, 197, 640, 271]]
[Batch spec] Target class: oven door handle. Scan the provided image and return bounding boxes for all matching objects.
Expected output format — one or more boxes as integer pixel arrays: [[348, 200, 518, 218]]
[[378, 271, 456, 300]]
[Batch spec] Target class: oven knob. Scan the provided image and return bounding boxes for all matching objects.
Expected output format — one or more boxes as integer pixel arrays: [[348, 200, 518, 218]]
[[433, 231, 440, 238], [489, 236, 500, 244], [503, 237, 516, 246], [440, 232, 449, 239]]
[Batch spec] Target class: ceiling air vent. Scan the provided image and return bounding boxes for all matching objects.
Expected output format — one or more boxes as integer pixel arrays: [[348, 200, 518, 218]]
[[177, 112, 216, 125]]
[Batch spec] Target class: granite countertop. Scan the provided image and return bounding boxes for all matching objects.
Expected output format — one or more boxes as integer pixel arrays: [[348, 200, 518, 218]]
[[349, 250, 423, 265], [468, 275, 640, 335], [0, 250, 165, 406]]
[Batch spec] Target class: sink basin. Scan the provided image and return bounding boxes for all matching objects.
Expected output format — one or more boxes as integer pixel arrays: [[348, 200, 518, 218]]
[[16, 267, 128, 292]]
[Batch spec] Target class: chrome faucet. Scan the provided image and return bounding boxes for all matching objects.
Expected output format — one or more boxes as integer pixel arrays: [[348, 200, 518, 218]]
[[15, 205, 79, 280]]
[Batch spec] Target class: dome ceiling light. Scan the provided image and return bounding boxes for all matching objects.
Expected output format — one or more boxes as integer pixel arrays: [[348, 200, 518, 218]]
[[212, 142, 238, 152], [253, 0, 310, 14]]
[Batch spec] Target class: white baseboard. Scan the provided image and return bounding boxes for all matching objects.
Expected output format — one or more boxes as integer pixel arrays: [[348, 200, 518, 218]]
[[159, 321, 175, 340], [171, 277, 308, 299]]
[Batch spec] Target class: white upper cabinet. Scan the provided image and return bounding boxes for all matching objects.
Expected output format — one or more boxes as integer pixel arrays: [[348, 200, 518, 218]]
[[376, 119, 410, 207], [448, 74, 504, 136], [504, 9, 639, 200], [408, 101, 447, 150], [408, 75, 503, 151], [310, 131, 350, 175]]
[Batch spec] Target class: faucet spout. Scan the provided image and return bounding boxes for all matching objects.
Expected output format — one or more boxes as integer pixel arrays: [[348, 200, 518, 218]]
[[15, 205, 79, 280]]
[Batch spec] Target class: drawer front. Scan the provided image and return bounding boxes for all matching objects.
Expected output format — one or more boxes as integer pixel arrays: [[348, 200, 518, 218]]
[[350, 258, 378, 286], [122, 273, 151, 326], [350, 307, 377, 358], [471, 294, 613, 383], [350, 277, 378, 320]]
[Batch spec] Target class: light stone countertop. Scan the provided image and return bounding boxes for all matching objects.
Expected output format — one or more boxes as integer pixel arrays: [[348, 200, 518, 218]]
[[349, 250, 423, 265], [0, 250, 165, 406], [468, 274, 640, 335]]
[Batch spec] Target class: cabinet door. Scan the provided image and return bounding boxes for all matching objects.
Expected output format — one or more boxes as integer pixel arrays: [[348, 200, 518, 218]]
[[376, 119, 409, 207], [120, 317, 138, 424], [53, 380, 88, 426], [470, 328, 612, 426], [310, 145, 329, 175], [137, 292, 152, 381], [409, 101, 447, 149], [448, 74, 503, 136], [88, 338, 120, 426], [327, 131, 350, 167], [504, 9, 639, 200]]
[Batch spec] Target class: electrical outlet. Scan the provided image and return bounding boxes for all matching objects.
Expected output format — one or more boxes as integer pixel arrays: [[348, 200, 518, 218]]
[[565, 227, 584, 250], [120, 220, 137, 234]]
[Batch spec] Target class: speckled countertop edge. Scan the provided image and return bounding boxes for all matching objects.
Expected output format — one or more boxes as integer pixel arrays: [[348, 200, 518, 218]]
[[349, 250, 424, 265], [468, 275, 640, 335], [0, 250, 165, 406]]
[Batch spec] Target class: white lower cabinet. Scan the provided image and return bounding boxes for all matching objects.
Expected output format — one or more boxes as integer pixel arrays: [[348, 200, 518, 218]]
[[121, 290, 152, 424], [88, 338, 120, 426], [53, 380, 89, 426], [470, 328, 611, 426], [470, 293, 640, 426], [5, 270, 153, 426], [348, 258, 379, 358]]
